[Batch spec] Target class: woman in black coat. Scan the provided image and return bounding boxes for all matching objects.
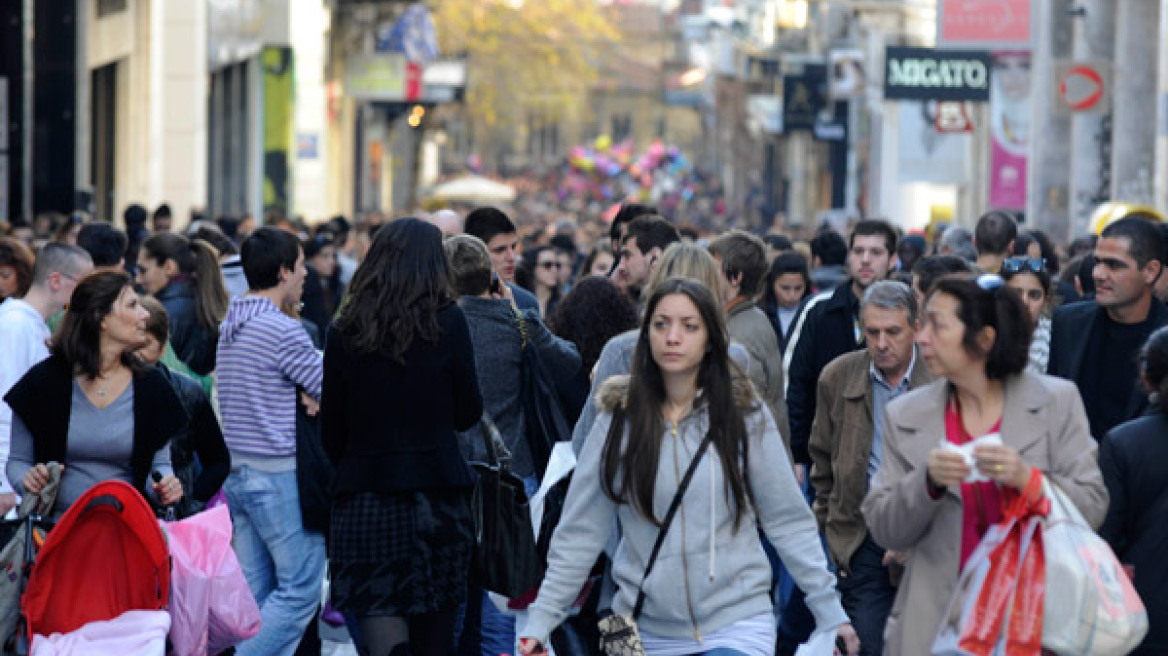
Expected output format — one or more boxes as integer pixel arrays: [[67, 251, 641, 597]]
[[321, 219, 483, 656], [1100, 325, 1168, 656]]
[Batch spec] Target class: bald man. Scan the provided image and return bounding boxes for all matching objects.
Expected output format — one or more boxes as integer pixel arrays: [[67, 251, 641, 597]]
[[426, 209, 463, 238]]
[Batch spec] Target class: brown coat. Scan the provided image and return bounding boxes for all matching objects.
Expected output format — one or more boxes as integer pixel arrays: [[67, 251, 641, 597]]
[[725, 300, 790, 448], [860, 372, 1108, 656], [809, 349, 934, 572]]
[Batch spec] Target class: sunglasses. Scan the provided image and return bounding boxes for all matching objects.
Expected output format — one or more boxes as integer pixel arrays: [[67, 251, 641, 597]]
[[1000, 257, 1047, 274], [538, 261, 562, 270]]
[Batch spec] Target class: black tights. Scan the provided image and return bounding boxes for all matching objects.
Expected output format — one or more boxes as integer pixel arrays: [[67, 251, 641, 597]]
[[358, 607, 460, 656]]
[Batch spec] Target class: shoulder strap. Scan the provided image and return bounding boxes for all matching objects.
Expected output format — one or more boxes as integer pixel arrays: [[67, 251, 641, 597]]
[[632, 429, 714, 620]]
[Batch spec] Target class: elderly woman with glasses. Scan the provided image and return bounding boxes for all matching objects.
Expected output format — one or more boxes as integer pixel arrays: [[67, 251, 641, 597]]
[[1000, 257, 1054, 373], [861, 274, 1107, 655]]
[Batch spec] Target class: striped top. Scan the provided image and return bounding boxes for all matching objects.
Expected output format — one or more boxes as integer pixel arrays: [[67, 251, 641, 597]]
[[217, 296, 323, 459]]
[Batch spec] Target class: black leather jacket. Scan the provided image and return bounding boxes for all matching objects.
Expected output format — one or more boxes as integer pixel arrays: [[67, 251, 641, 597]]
[[157, 364, 231, 518]]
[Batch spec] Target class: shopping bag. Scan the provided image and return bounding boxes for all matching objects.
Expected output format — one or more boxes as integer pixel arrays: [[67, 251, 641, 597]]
[[164, 505, 261, 655], [932, 515, 1045, 656], [1040, 480, 1147, 656]]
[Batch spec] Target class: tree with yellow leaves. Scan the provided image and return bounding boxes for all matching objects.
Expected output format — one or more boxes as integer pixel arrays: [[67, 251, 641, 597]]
[[432, 0, 621, 167]]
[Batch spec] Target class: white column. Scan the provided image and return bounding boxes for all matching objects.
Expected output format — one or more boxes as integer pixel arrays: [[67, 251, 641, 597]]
[[1068, 0, 1116, 235], [1110, 0, 1159, 204], [1027, 0, 1075, 242]]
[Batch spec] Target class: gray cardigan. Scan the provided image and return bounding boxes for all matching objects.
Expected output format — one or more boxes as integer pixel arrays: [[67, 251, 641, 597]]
[[457, 297, 580, 478]]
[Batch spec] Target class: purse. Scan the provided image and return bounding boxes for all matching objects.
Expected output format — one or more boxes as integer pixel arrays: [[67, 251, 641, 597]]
[[597, 425, 713, 656], [470, 416, 545, 598], [515, 311, 573, 479]]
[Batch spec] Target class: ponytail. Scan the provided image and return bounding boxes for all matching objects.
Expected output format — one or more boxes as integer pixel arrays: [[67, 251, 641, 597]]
[[190, 239, 228, 333]]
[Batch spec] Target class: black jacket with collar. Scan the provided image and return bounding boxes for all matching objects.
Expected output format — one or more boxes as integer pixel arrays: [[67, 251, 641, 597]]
[[157, 278, 218, 376], [1047, 298, 1168, 437], [3, 355, 187, 499], [1099, 410, 1168, 654], [156, 364, 230, 516], [785, 282, 862, 466]]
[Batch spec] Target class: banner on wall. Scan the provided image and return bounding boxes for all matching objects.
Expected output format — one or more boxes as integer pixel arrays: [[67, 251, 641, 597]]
[[899, 101, 969, 184], [989, 52, 1030, 209], [263, 47, 295, 215]]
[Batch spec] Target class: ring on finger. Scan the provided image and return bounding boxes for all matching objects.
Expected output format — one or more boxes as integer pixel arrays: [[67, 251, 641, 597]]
[[995, 463, 1004, 474]]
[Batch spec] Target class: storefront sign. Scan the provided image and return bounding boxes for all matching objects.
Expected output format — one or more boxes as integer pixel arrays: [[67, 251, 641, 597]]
[[885, 47, 992, 102], [345, 54, 407, 101], [938, 0, 1033, 49], [783, 65, 826, 132]]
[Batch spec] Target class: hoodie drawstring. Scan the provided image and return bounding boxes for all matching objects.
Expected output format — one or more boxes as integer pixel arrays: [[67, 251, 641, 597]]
[[709, 451, 716, 583]]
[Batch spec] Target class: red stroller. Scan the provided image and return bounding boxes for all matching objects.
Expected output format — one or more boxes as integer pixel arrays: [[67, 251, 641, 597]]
[[20, 481, 170, 643]]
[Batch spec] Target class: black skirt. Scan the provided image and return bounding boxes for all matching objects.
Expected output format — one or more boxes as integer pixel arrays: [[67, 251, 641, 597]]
[[329, 488, 474, 616]]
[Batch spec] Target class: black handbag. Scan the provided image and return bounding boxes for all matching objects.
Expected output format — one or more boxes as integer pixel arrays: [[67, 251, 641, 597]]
[[515, 312, 573, 479], [295, 395, 335, 535], [470, 416, 544, 598]]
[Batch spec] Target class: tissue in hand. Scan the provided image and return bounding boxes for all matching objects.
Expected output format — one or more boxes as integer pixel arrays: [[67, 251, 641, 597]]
[[939, 432, 1003, 483]]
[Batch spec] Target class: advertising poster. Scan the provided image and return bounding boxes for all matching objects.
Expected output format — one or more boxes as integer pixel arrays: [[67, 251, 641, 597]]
[[899, 101, 969, 184], [989, 52, 1030, 209], [263, 47, 295, 214]]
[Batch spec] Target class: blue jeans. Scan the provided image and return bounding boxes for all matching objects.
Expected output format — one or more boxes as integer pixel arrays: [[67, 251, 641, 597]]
[[225, 466, 326, 656], [837, 535, 896, 656]]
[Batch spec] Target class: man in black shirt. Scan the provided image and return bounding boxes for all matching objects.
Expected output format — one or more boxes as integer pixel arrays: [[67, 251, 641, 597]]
[[1049, 215, 1168, 439]]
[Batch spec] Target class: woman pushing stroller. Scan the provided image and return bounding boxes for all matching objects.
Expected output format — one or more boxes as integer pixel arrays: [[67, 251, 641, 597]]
[[4, 270, 185, 515]]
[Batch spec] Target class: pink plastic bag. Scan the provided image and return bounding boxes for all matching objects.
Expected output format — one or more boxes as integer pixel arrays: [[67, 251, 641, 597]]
[[163, 505, 261, 655]]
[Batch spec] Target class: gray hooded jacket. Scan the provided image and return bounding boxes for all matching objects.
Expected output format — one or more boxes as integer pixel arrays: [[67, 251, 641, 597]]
[[522, 374, 848, 643]]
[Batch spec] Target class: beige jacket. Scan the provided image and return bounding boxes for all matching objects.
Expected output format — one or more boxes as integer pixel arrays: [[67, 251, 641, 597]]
[[725, 300, 790, 450], [809, 349, 934, 572], [860, 372, 1108, 656]]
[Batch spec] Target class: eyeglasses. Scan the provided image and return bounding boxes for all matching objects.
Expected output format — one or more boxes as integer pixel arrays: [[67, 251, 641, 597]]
[[1000, 257, 1047, 274], [538, 261, 562, 270]]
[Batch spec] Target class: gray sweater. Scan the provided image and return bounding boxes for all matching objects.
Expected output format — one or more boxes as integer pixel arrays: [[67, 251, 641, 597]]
[[521, 375, 848, 643], [8, 382, 171, 514], [457, 297, 580, 477]]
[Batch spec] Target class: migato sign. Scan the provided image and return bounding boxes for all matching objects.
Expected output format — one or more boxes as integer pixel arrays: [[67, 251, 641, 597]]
[[884, 47, 992, 102]]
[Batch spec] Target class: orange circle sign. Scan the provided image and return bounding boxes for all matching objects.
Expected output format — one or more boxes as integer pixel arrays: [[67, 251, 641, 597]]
[[1060, 65, 1104, 111]]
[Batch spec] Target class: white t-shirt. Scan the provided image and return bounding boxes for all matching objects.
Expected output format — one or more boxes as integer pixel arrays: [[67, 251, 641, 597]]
[[0, 298, 51, 495]]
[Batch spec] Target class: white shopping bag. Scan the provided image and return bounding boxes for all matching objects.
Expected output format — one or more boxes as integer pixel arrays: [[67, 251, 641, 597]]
[[795, 630, 838, 656]]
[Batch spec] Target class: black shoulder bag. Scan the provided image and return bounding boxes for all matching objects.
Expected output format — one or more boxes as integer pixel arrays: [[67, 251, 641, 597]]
[[596, 427, 714, 656], [470, 416, 544, 598], [516, 311, 572, 479]]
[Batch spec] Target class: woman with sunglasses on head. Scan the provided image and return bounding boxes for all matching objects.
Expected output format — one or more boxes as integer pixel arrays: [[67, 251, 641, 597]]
[[516, 246, 563, 318], [520, 278, 858, 656], [1000, 257, 1054, 373], [861, 274, 1107, 655]]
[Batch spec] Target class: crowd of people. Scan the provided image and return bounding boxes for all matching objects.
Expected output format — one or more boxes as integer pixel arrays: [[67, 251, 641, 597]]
[[0, 199, 1167, 656]]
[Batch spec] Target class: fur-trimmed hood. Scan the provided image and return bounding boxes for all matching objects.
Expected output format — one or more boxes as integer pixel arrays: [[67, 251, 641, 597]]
[[595, 372, 759, 414]]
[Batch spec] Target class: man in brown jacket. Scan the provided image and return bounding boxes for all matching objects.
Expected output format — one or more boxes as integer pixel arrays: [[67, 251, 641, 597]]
[[809, 280, 933, 656]]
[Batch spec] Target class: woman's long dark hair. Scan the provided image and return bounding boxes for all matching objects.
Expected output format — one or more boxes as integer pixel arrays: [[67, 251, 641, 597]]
[[142, 233, 228, 333], [52, 270, 146, 379], [333, 218, 450, 361], [1141, 326, 1168, 411], [600, 278, 756, 530]]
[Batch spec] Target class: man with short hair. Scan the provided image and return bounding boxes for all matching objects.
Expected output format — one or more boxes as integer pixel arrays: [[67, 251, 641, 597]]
[[1049, 216, 1168, 439], [973, 210, 1018, 273], [607, 203, 658, 292], [708, 229, 790, 445], [76, 222, 128, 269], [0, 244, 93, 513], [938, 226, 977, 262], [809, 281, 933, 656], [465, 207, 541, 314], [217, 227, 325, 656], [809, 230, 848, 292], [615, 215, 681, 301], [910, 254, 972, 308], [153, 203, 173, 233], [785, 219, 898, 481]]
